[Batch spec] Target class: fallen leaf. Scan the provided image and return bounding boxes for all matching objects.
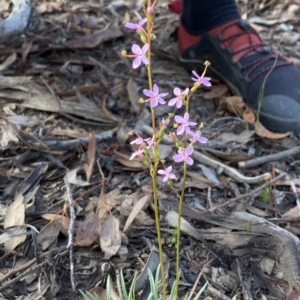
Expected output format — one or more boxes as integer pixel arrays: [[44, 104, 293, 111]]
[[282, 206, 300, 219], [84, 132, 96, 182], [41, 214, 81, 237], [123, 194, 151, 232], [0, 53, 17, 71], [198, 164, 221, 185], [220, 96, 245, 115], [66, 28, 123, 48], [255, 122, 289, 139], [203, 84, 228, 99], [98, 188, 123, 222], [116, 120, 129, 145], [65, 167, 92, 186], [243, 108, 256, 124], [204, 148, 255, 162], [4, 194, 26, 250], [127, 78, 140, 114], [100, 215, 121, 260], [0, 227, 27, 245], [75, 214, 100, 247], [218, 129, 254, 143], [87, 287, 107, 299], [37, 219, 62, 250], [114, 150, 146, 170]]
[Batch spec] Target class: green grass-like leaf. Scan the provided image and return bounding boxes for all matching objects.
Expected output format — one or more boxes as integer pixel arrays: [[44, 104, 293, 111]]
[[80, 267, 209, 300]]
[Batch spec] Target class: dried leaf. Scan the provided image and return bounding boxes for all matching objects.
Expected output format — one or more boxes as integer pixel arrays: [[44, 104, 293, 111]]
[[0, 121, 19, 147], [0, 227, 27, 245], [204, 148, 255, 162], [4, 194, 26, 250], [203, 84, 228, 99], [65, 167, 92, 186], [41, 214, 81, 237], [84, 132, 96, 182], [66, 28, 123, 48], [246, 205, 269, 217], [114, 150, 146, 170], [98, 188, 124, 222], [100, 215, 121, 260], [218, 129, 254, 143], [116, 120, 129, 145], [134, 211, 154, 226], [198, 164, 221, 185], [88, 287, 107, 299], [0, 53, 17, 71], [220, 96, 245, 115], [37, 219, 62, 250], [126, 78, 140, 114], [123, 194, 151, 232], [75, 214, 100, 247], [243, 108, 256, 124], [255, 122, 289, 139], [282, 206, 300, 219]]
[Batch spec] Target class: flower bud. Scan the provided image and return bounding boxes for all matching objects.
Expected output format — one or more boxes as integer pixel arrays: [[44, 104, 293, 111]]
[[167, 179, 173, 188], [142, 157, 150, 167], [158, 129, 165, 140], [175, 141, 181, 148], [147, 6, 154, 14], [153, 148, 160, 160], [140, 35, 147, 44]]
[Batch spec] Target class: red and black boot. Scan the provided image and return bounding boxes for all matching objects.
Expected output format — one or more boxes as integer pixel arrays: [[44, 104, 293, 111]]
[[169, 0, 300, 133]]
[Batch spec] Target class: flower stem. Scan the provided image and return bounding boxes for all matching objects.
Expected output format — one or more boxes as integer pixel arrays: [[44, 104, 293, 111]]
[[152, 168, 167, 299], [145, 2, 165, 298], [175, 162, 187, 298]]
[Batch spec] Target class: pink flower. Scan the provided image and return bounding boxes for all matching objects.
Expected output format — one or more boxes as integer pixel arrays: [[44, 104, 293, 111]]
[[173, 146, 194, 165], [147, 3, 155, 14], [130, 137, 145, 145], [189, 130, 208, 144], [191, 71, 211, 87], [145, 139, 156, 149], [168, 87, 189, 108], [174, 112, 197, 135], [143, 84, 168, 107], [131, 44, 149, 69], [161, 118, 169, 128], [158, 166, 176, 182], [130, 149, 144, 160], [125, 19, 147, 32]]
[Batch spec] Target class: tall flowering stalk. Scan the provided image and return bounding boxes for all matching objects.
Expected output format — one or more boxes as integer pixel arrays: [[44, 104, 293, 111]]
[[123, 1, 210, 299]]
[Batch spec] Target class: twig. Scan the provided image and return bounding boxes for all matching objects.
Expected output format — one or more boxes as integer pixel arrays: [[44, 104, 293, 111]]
[[96, 159, 108, 214], [0, 261, 48, 292], [198, 173, 285, 215], [64, 176, 76, 291], [239, 145, 300, 169], [187, 258, 214, 300], [206, 284, 232, 300], [193, 150, 271, 184], [0, 246, 66, 288]]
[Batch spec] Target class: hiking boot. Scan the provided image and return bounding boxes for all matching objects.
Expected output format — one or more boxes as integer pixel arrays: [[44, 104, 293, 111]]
[[177, 18, 300, 133]]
